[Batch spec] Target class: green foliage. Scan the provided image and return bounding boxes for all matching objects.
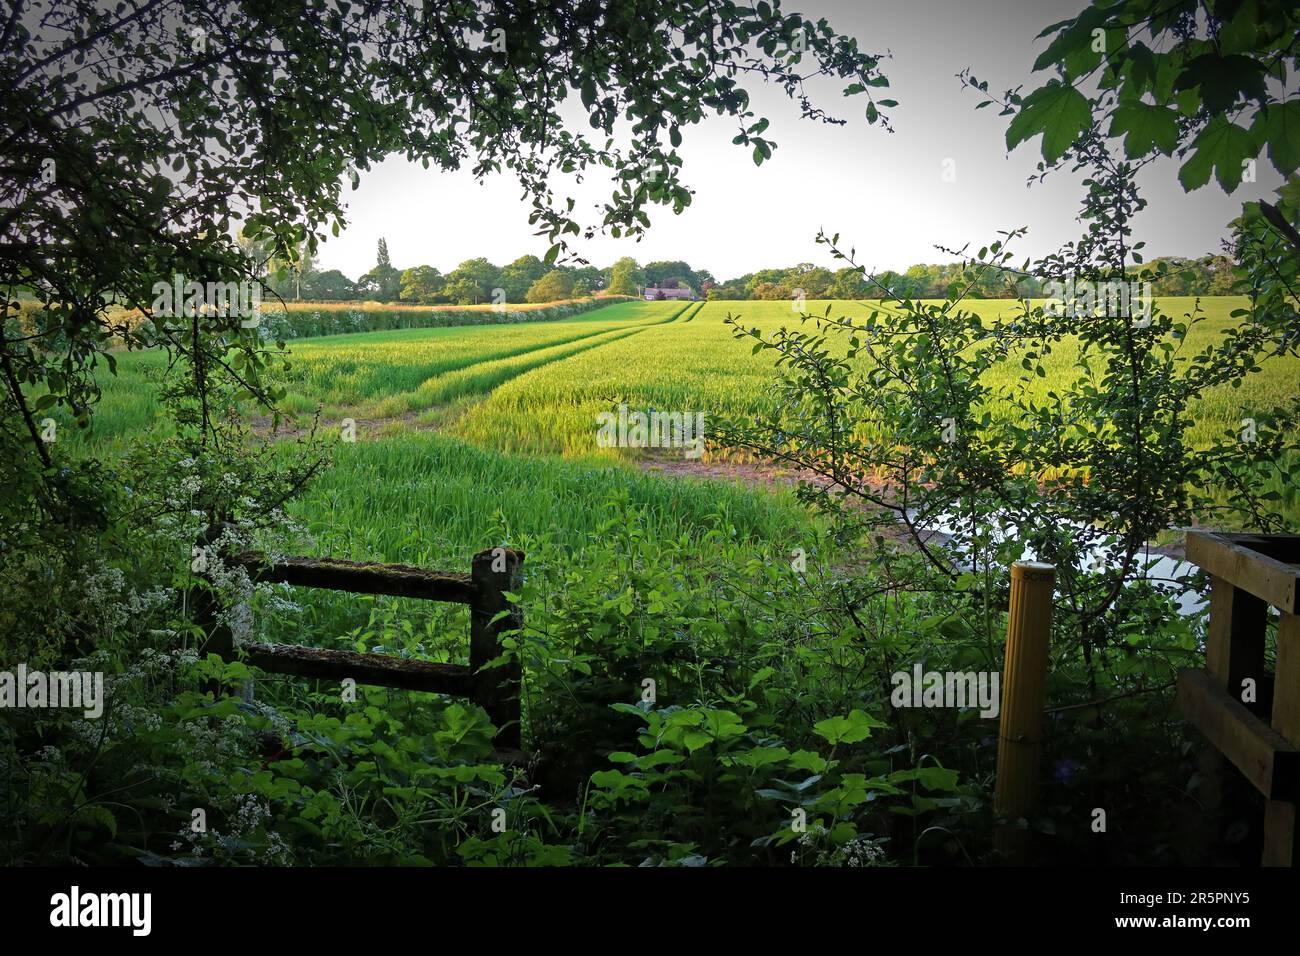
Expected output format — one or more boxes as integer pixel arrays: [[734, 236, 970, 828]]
[[643, 261, 700, 291], [443, 259, 502, 305], [525, 270, 576, 304], [301, 269, 357, 301], [398, 266, 445, 305], [709, 257, 1239, 301], [519, 498, 974, 865], [499, 256, 549, 303], [607, 257, 644, 296], [993, 0, 1298, 192], [358, 265, 403, 303], [707, 0, 1300, 863]]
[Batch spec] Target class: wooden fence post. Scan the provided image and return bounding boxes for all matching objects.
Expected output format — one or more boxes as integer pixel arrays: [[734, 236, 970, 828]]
[[1179, 531, 1300, 866], [1264, 612, 1300, 865], [994, 560, 1056, 863], [470, 548, 524, 750]]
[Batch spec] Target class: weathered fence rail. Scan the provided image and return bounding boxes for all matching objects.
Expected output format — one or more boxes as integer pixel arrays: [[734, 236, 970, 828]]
[[193, 534, 524, 751], [1178, 530, 1300, 866]]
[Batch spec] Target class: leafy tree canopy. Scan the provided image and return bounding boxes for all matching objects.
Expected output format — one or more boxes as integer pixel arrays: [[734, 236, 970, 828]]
[[399, 265, 445, 304], [607, 257, 644, 296], [525, 269, 577, 303]]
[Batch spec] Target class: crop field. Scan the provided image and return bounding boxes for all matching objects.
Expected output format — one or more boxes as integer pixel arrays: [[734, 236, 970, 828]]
[[75, 299, 687, 451], [70, 293, 1300, 574], [87, 295, 1298, 454], [454, 295, 1300, 459]]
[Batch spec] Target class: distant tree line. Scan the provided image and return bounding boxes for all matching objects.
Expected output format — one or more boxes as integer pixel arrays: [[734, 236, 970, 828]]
[[706, 255, 1239, 300], [251, 237, 616, 305], [246, 242, 721, 305], [246, 235, 1239, 305]]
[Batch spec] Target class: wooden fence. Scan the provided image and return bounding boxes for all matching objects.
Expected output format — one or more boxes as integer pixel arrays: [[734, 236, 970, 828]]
[[1178, 531, 1300, 866], [191, 526, 523, 751]]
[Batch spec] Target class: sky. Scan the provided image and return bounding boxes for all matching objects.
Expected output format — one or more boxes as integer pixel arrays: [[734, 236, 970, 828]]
[[312, 0, 1284, 282]]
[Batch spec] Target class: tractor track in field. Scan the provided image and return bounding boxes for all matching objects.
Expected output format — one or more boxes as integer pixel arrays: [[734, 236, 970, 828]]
[[415, 299, 693, 386], [403, 301, 692, 392], [396, 299, 690, 404], [287, 317, 659, 405], [252, 303, 692, 442]]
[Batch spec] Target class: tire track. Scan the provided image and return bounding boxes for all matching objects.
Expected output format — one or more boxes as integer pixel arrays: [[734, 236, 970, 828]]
[[421, 301, 693, 402], [678, 301, 705, 322]]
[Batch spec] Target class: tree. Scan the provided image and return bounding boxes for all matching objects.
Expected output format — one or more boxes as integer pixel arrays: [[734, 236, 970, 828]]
[[399, 265, 444, 304], [237, 229, 310, 300], [526, 269, 577, 303], [707, 278, 749, 300], [721, 0, 1300, 824], [358, 265, 402, 302], [356, 238, 403, 301], [570, 265, 607, 295], [608, 257, 644, 296], [499, 255, 548, 303], [644, 260, 698, 290], [443, 258, 501, 305], [828, 266, 870, 299], [979, 0, 1298, 340], [779, 264, 832, 299], [301, 269, 357, 301]]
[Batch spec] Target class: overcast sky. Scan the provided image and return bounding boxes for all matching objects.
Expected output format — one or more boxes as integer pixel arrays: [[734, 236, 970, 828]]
[[313, 0, 1283, 281]]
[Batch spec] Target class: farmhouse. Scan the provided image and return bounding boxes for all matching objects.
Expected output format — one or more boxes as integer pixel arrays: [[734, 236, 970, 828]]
[[643, 285, 694, 300]]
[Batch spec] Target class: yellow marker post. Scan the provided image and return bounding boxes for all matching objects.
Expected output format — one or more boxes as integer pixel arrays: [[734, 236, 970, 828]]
[[994, 560, 1056, 864]]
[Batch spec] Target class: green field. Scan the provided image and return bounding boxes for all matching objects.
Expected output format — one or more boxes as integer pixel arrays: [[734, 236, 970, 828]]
[[87, 295, 1298, 452], [67, 293, 1300, 585], [81, 299, 689, 450]]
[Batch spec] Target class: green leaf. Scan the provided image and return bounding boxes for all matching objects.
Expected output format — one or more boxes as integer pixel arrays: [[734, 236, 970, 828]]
[[1031, 7, 1105, 74], [1006, 81, 1092, 164], [682, 730, 712, 752], [77, 805, 117, 838], [1174, 53, 1267, 116], [1255, 99, 1300, 175], [1108, 102, 1179, 158], [1178, 115, 1257, 193], [893, 766, 960, 791], [813, 709, 885, 745]]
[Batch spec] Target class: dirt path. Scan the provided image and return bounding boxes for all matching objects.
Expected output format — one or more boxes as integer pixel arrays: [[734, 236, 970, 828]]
[[637, 451, 1188, 559]]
